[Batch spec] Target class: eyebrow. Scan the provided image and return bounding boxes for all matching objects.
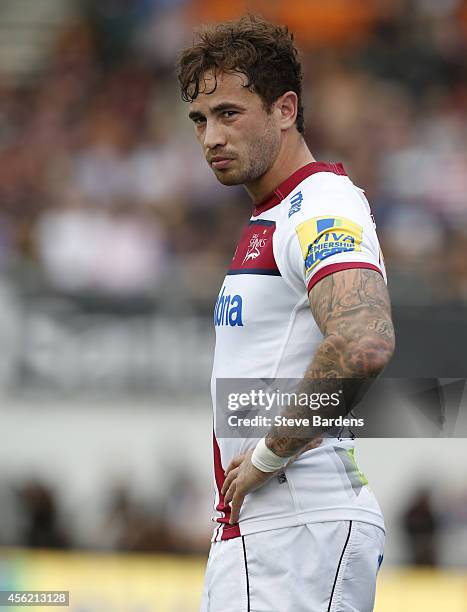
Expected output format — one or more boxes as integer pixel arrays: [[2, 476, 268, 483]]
[[188, 110, 203, 121], [189, 102, 245, 121]]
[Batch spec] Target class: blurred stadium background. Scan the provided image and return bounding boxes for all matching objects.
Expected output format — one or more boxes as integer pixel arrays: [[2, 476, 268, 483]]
[[0, 0, 466, 610]]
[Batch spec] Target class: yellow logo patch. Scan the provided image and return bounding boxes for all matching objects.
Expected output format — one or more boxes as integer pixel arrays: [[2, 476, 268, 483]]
[[296, 216, 363, 272]]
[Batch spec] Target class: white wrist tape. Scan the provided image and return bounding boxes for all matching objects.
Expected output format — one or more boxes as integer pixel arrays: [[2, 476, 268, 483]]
[[251, 438, 289, 473]]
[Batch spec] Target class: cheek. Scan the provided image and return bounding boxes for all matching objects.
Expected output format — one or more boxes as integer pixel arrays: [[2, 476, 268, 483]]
[[246, 121, 280, 153], [236, 121, 266, 151], [250, 114, 278, 140], [193, 124, 206, 142]]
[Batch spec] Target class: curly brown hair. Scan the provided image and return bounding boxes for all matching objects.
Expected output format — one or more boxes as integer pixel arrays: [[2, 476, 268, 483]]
[[177, 14, 305, 135]]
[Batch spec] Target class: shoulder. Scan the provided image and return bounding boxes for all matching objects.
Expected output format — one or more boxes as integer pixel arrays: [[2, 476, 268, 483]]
[[277, 170, 373, 236]]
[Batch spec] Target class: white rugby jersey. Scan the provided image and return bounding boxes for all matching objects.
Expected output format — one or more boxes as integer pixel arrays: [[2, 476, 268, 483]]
[[211, 162, 386, 542]]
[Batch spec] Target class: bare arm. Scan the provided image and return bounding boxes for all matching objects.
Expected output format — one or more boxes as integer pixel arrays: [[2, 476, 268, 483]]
[[222, 268, 395, 523], [265, 268, 395, 457]]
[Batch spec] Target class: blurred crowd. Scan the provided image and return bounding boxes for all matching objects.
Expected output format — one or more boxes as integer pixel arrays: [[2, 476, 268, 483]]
[[0, 0, 466, 308], [0, 474, 210, 555], [2, 474, 467, 566]]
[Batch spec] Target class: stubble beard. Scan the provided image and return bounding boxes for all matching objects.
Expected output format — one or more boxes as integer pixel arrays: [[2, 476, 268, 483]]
[[212, 125, 281, 187]]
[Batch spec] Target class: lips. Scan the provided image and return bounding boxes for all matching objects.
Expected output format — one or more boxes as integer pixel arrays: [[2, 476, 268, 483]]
[[209, 155, 235, 169], [211, 158, 233, 169]]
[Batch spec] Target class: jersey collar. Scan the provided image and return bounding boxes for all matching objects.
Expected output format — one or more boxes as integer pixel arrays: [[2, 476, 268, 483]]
[[252, 161, 346, 217]]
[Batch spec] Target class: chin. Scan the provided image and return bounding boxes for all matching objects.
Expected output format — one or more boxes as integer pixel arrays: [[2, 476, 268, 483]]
[[212, 169, 244, 186]]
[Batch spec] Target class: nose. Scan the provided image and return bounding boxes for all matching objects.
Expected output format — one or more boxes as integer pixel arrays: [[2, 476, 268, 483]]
[[203, 119, 227, 151]]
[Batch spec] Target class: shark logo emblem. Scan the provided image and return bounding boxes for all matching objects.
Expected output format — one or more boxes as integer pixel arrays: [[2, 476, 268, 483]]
[[242, 231, 268, 264]]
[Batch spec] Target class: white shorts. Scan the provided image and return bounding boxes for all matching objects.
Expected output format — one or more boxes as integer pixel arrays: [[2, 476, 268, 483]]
[[199, 521, 385, 612]]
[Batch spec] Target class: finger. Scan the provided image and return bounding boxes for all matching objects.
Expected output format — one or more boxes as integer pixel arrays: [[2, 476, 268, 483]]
[[224, 481, 236, 504], [229, 491, 245, 524], [224, 454, 246, 476], [221, 467, 239, 496]]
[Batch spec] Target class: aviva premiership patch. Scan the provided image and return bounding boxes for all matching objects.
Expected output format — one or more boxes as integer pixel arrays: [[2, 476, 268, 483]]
[[296, 216, 363, 273]]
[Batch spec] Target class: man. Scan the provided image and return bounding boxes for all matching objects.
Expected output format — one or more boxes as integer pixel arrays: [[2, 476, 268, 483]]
[[177, 15, 395, 612]]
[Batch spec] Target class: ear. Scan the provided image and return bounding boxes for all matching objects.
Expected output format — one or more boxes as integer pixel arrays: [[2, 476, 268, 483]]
[[274, 91, 298, 131]]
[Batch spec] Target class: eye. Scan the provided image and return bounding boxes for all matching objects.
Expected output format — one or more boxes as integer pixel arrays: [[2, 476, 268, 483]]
[[192, 116, 206, 126], [222, 110, 238, 119]]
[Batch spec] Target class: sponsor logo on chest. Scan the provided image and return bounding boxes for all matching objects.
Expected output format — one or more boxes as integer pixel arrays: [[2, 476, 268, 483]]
[[214, 286, 243, 327]]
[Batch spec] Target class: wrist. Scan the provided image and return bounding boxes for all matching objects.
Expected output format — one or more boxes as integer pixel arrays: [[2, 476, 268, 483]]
[[251, 438, 289, 473]]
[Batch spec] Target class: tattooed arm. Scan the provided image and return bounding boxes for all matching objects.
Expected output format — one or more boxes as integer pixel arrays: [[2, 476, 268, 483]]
[[265, 268, 396, 457], [222, 268, 395, 523]]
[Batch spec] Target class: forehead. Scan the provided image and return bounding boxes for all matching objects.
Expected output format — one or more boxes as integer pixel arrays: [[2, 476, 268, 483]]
[[189, 70, 259, 113]]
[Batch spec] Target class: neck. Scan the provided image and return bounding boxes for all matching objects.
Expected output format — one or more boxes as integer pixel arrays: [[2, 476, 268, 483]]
[[245, 132, 316, 203]]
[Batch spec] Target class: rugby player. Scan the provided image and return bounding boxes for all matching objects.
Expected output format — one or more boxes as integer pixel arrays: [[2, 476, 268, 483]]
[[177, 15, 395, 612]]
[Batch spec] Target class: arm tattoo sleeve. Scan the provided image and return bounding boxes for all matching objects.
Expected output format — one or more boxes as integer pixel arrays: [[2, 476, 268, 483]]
[[265, 269, 396, 457]]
